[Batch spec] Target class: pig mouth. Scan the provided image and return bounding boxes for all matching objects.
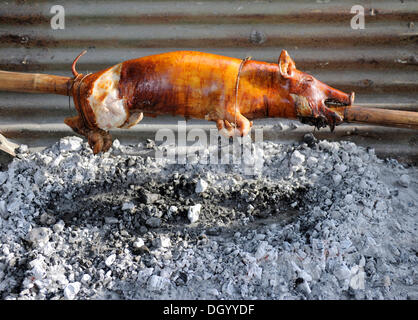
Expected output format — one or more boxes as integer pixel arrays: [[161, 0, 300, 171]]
[[324, 91, 355, 108], [324, 98, 348, 108]]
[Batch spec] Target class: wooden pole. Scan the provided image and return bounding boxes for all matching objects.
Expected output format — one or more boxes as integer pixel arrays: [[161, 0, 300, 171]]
[[331, 105, 418, 130], [0, 70, 72, 96], [0, 133, 18, 158], [0, 70, 417, 130]]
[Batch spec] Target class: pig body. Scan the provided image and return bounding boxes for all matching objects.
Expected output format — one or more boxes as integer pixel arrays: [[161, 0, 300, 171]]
[[66, 50, 353, 153]]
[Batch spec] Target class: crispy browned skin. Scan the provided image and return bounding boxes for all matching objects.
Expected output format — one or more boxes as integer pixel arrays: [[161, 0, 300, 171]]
[[118, 52, 300, 134], [65, 50, 353, 154]]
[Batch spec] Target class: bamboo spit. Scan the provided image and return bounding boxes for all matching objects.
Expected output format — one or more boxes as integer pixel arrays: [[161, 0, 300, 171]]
[[0, 70, 71, 96], [0, 70, 417, 130]]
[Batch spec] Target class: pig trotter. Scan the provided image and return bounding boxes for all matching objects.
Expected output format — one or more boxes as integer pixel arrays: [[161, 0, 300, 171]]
[[310, 104, 343, 132], [299, 105, 344, 131], [64, 115, 112, 154], [216, 113, 251, 138], [299, 110, 341, 132], [325, 108, 344, 132], [293, 99, 344, 132], [86, 129, 113, 154]]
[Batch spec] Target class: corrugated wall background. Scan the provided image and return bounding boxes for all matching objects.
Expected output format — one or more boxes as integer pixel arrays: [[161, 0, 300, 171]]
[[0, 0, 417, 161]]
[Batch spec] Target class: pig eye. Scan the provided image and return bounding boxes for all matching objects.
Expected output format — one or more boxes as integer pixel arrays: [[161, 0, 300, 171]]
[[304, 76, 313, 82]]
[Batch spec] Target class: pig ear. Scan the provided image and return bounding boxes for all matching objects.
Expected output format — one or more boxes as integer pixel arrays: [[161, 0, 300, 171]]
[[278, 50, 296, 78]]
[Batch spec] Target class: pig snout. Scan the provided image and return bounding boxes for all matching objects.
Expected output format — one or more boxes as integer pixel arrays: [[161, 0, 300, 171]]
[[319, 81, 354, 108]]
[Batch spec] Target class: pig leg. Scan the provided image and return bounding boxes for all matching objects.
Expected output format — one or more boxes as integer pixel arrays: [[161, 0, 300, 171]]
[[64, 115, 113, 154], [215, 112, 252, 137], [120, 112, 144, 129], [64, 115, 86, 136], [86, 130, 113, 154], [216, 119, 234, 137]]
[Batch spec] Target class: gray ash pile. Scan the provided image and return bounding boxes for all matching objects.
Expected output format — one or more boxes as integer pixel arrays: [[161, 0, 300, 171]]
[[0, 135, 416, 300]]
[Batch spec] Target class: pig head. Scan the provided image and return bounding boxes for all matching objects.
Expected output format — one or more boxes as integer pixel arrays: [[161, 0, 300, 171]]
[[278, 50, 354, 131]]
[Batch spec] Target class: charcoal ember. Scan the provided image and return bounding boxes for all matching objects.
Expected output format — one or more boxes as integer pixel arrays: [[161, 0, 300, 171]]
[[137, 189, 160, 204]]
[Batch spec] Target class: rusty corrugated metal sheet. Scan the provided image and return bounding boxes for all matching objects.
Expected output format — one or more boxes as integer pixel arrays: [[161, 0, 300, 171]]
[[0, 0, 417, 162]]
